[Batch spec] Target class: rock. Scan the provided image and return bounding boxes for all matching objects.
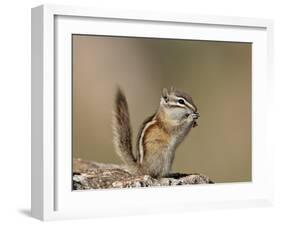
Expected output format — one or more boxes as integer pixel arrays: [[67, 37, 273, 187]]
[[73, 158, 213, 190]]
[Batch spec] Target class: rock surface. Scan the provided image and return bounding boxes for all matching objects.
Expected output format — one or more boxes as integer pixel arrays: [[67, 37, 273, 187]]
[[73, 158, 213, 190]]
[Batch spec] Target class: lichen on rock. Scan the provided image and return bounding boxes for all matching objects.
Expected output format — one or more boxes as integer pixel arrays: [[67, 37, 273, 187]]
[[73, 158, 213, 190]]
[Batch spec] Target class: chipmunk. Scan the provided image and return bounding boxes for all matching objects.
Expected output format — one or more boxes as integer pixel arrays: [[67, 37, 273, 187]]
[[112, 87, 199, 178]]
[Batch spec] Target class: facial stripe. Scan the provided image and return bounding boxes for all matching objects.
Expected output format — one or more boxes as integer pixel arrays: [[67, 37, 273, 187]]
[[169, 104, 186, 109], [174, 98, 196, 112], [184, 101, 196, 112], [174, 94, 197, 112]]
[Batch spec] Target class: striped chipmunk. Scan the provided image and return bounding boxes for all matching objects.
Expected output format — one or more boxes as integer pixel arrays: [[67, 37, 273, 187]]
[[112, 87, 199, 178]]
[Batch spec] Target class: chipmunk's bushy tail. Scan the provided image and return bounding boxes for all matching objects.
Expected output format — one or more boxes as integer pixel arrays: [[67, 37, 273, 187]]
[[112, 88, 137, 166]]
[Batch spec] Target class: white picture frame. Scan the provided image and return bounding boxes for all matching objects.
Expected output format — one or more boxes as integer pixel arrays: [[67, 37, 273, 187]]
[[31, 4, 274, 221]]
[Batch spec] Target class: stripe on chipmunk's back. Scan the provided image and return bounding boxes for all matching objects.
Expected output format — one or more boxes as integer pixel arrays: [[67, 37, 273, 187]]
[[138, 117, 171, 164], [138, 121, 157, 164], [136, 113, 157, 164]]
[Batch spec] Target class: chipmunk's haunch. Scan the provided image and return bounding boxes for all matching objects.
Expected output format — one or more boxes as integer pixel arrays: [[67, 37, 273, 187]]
[[112, 87, 199, 178]]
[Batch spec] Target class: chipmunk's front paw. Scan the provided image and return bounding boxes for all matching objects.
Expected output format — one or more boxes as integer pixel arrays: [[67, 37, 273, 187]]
[[185, 112, 199, 124], [191, 112, 200, 120]]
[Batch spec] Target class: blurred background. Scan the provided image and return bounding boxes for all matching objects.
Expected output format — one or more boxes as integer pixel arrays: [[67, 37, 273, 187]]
[[72, 35, 251, 183]]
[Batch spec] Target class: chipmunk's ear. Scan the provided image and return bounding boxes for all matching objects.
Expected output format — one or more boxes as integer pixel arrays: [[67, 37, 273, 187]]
[[170, 86, 175, 92], [162, 88, 169, 102], [162, 88, 169, 97]]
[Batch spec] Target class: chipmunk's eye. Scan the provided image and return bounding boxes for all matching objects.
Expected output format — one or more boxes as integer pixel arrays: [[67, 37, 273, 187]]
[[178, 99, 185, 105], [163, 96, 168, 102]]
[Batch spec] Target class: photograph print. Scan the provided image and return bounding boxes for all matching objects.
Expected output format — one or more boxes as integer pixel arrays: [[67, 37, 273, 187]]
[[72, 35, 251, 190]]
